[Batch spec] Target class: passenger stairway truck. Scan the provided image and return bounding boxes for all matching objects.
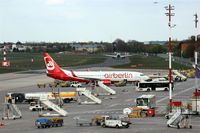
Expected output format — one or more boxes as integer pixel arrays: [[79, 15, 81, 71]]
[[97, 81, 116, 95], [165, 101, 182, 119], [2, 103, 22, 120], [39, 94, 68, 117], [11, 104, 22, 117], [76, 88, 102, 104], [167, 111, 192, 129], [172, 70, 187, 81], [25, 93, 67, 117]]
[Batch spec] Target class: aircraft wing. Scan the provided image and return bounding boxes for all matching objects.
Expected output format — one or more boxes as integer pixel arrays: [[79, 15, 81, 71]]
[[123, 54, 133, 57], [104, 54, 116, 58], [70, 70, 102, 81], [119, 55, 132, 58], [77, 76, 102, 81]]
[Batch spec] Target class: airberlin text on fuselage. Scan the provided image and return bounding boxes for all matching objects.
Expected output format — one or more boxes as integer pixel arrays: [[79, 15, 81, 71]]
[[104, 73, 133, 79]]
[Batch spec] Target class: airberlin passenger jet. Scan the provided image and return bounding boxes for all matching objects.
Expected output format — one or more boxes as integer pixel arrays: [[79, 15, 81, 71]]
[[43, 53, 149, 83]]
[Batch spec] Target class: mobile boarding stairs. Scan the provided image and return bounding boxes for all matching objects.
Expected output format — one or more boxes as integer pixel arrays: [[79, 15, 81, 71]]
[[2, 100, 22, 120], [97, 81, 116, 95], [167, 111, 192, 129], [76, 88, 102, 104], [27, 94, 68, 117]]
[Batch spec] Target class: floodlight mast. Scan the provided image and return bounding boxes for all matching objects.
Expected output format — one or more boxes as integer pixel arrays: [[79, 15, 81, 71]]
[[165, 3, 175, 113]]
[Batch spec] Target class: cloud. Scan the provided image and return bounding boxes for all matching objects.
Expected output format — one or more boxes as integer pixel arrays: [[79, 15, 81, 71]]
[[62, 11, 85, 19], [46, 0, 65, 5], [49, 10, 85, 20]]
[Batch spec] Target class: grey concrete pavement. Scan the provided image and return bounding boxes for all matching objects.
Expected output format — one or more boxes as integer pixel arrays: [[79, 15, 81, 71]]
[[0, 69, 199, 133]]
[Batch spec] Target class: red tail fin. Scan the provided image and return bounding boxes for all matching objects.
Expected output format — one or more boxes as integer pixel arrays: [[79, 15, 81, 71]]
[[43, 53, 90, 83], [43, 53, 62, 74]]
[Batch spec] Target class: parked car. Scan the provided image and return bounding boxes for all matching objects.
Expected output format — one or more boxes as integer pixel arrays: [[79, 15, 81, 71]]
[[70, 82, 82, 88], [29, 102, 53, 111], [101, 115, 130, 128]]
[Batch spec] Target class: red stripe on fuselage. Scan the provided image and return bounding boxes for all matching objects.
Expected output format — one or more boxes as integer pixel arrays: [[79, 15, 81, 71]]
[[47, 70, 89, 83]]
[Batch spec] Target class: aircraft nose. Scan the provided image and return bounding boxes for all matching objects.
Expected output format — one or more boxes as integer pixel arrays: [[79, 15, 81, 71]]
[[144, 76, 150, 80]]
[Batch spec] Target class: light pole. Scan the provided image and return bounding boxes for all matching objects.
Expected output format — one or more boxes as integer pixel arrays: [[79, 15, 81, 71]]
[[165, 3, 175, 112]]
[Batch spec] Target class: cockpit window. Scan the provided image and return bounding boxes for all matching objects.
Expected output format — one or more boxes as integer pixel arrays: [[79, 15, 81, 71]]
[[140, 74, 145, 76]]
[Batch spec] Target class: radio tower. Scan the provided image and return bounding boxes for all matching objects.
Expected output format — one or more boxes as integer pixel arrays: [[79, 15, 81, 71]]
[[165, 3, 175, 112], [2, 46, 10, 67]]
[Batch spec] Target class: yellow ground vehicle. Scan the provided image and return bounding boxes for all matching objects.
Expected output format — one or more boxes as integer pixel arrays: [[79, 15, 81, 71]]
[[180, 69, 195, 78], [59, 81, 71, 87], [37, 83, 46, 88], [125, 95, 156, 118], [49, 82, 59, 88], [127, 107, 143, 118], [114, 79, 127, 87], [48, 92, 76, 103]]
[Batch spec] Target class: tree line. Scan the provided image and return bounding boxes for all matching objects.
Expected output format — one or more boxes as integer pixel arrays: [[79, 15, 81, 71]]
[[1, 36, 199, 59]]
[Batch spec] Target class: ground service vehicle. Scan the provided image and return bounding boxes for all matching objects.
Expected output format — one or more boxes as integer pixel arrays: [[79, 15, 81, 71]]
[[191, 91, 200, 114], [114, 79, 127, 87], [49, 82, 58, 88], [59, 81, 71, 87], [180, 69, 195, 78], [29, 103, 43, 111], [6, 92, 76, 104], [5, 93, 25, 103], [48, 92, 76, 103], [136, 95, 156, 117], [126, 95, 156, 118], [37, 83, 46, 88], [172, 70, 187, 81], [167, 112, 192, 129], [29, 102, 53, 111], [101, 115, 130, 128], [136, 95, 156, 109], [75, 117, 93, 126], [35, 117, 63, 128], [70, 81, 82, 88], [136, 79, 173, 92], [91, 115, 105, 126]]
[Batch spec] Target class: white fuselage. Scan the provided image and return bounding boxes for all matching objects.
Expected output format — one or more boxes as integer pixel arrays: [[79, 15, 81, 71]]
[[63, 70, 149, 82]]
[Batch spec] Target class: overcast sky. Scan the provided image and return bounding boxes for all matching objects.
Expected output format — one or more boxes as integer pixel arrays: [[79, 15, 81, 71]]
[[0, 0, 199, 42]]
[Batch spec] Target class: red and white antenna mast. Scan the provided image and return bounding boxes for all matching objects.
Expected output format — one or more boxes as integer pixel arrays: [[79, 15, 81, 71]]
[[165, 2, 175, 112], [2, 46, 10, 67], [194, 13, 198, 79], [194, 13, 199, 113]]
